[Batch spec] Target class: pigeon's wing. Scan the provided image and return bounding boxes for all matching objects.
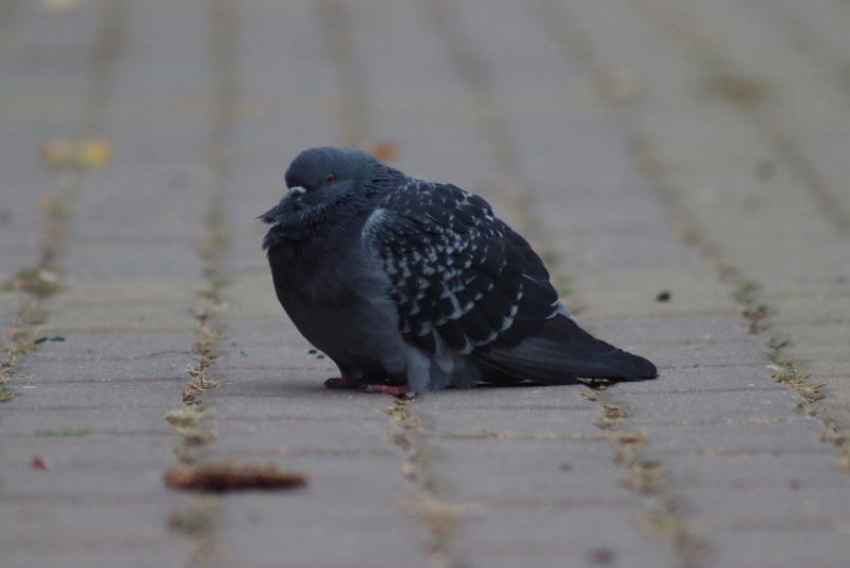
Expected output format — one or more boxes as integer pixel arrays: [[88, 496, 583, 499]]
[[362, 180, 560, 356]]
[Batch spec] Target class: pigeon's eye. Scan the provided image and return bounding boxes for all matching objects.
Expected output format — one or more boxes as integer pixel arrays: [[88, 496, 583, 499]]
[[325, 174, 337, 186]]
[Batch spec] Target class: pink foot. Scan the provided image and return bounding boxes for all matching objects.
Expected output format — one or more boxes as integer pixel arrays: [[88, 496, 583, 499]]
[[362, 384, 417, 399], [324, 377, 360, 389]]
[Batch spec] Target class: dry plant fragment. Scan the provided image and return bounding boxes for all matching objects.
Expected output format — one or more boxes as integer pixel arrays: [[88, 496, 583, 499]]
[[177, 426, 217, 447], [164, 463, 308, 493], [363, 140, 400, 162], [40, 138, 112, 171], [183, 360, 221, 403], [166, 407, 207, 427], [3, 268, 60, 299], [402, 494, 466, 560], [168, 498, 219, 535], [0, 386, 16, 403]]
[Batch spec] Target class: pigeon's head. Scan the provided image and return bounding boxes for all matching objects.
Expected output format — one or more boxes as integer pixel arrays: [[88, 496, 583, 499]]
[[259, 147, 385, 247], [284, 146, 377, 193]]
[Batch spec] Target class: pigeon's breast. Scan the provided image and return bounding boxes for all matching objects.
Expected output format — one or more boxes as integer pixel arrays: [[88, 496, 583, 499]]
[[269, 240, 406, 374]]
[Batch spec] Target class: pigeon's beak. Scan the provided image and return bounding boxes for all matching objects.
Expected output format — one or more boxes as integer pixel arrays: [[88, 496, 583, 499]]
[[257, 186, 307, 223], [257, 200, 285, 224]]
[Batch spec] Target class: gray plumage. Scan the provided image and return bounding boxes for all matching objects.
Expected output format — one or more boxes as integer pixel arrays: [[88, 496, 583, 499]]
[[260, 147, 657, 394]]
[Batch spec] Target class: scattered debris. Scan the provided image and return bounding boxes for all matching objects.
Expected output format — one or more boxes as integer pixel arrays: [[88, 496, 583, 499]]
[[655, 290, 672, 303], [589, 546, 616, 565], [31, 456, 50, 470], [164, 463, 308, 493], [33, 335, 66, 345], [0, 386, 17, 402]]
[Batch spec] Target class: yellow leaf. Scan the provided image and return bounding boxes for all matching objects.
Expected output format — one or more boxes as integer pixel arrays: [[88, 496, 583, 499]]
[[39, 138, 112, 171]]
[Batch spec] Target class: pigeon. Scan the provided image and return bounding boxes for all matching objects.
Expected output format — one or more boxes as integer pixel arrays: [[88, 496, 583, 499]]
[[260, 147, 657, 397]]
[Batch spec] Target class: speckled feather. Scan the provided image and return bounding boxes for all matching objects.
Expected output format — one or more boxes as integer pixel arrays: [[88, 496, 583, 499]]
[[364, 179, 560, 356]]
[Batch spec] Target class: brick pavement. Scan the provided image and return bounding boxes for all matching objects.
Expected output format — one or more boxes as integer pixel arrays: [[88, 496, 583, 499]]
[[1, 1, 849, 567]]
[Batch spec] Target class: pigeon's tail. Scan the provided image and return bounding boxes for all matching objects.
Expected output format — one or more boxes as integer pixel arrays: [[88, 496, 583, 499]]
[[474, 314, 658, 385]]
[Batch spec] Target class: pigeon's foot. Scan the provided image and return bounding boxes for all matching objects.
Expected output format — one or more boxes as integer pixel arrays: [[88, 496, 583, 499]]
[[362, 384, 417, 399], [324, 377, 361, 389]]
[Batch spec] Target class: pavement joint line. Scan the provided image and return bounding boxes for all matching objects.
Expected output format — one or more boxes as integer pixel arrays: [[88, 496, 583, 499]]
[[654, 363, 775, 371], [579, 307, 740, 321], [656, 445, 835, 459], [629, 415, 803, 428], [163, 1, 240, 565], [0, 492, 179, 505], [218, 414, 386, 423], [691, 518, 850, 535], [0, 87, 656, 121], [433, 427, 646, 444], [617, 386, 786, 396], [626, 0, 850, 235], [213, 446, 398, 459], [7, 428, 171, 438], [384, 400, 469, 568], [2, 402, 175, 411], [0, 536, 180, 555], [316, 0, 370, 148], [0, 0, 122, 405], [37, 326, 199, 334], [592, 385, 709, 568], [736, 0, 850, 120], [535, 0, 850, 481], [36, 346, 193, 358], [458, 496, 639, 513], [49, 298, 192, 306], [669, 478, 850, 491]]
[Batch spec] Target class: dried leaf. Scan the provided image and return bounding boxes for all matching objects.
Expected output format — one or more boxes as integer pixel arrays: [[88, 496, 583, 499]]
[[164, 463, 308, 493], [364, 140, 399, 162], [40, 138, 112, 171]]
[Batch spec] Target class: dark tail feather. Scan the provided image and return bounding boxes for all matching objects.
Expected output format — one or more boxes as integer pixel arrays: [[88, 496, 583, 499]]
[[475, 314, 658, 385]]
